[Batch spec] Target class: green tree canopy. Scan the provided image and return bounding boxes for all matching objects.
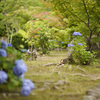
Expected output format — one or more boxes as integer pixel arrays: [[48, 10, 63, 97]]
[[49, 0, 100, 51]]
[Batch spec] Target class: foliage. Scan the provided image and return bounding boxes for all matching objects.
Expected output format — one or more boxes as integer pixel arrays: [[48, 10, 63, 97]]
[[24, 11, 64, 54], [51, 27, 70, 48], [0, 0, 46, 42], [38, 31, 51, 54], [49, 0, 100, 51], [0, 41, 34, 96], [0, 0, 67, 54], [68, 32, 95, 65], [12, 33, 28, 50], [21, 53, 30, 61], [0, 44, 22, 90]]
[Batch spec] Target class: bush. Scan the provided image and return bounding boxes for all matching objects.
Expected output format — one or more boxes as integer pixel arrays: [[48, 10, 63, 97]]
[[12, 33, 28, 50], [0, 40, 35, 96], [72, 43, 94, 65], [67, 32, 95, 65]]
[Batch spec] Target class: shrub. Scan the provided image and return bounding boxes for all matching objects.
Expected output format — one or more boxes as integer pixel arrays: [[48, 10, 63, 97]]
[[12, 33, 28, 50], [0, 40, 35, 96], [68, 32, 95, 65], [72, 43, 94, 65]]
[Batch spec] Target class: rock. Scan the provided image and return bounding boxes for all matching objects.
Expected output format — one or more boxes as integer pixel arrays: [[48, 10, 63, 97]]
[[43, 82, 51, 89], [31, 93, 36, 95], [54, 80, 69, 86], [36, 88, 45, 91], [44, 82, 51, 85], [43, 84, 50, 90], [2, 93, 7, 98], [53, 71, 60, 75], [86, 88, 100, 97], [1, 93, 20, 97], [84, 84, 100, 100], [8, 93, 20, 96], [68, 65, 72, 69], [52, 86, 60, 90], [84, 95, 96, 100]]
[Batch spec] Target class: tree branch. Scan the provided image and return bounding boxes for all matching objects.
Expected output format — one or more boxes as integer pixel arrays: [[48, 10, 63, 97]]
[[62, 3, 88, 27], [82, 0, 89, 26]]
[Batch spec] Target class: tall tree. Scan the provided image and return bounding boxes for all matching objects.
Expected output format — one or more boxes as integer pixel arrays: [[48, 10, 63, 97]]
[[49, 0, 100, 51]]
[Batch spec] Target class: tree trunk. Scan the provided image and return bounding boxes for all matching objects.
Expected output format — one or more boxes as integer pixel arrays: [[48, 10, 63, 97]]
[[10, 25, 14, 44], [86, 30, 93, 51], [30, 37, 33, 60], [6, 24, 10, 43], [58, 41, 74, 66]]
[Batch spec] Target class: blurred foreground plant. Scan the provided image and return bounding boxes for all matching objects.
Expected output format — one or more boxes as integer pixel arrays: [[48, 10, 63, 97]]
[[0, 41, 35, 96]]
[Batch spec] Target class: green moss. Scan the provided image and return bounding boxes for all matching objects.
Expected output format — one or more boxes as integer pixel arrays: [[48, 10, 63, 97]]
[[0, 50, 100, 100]]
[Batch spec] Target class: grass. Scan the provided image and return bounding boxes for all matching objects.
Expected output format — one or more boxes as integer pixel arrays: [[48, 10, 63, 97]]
[[0, 50, 100, 100]]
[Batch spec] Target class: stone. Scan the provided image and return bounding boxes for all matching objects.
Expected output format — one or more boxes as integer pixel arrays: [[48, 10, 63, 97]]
[[84, 95, 96, 100]]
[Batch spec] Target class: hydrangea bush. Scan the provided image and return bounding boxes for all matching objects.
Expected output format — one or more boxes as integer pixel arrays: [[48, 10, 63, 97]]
[[68, 32, 95, 65], [73, 32, 81, 36], [0, 40, 35, 96], [0, 70, 8, 84]]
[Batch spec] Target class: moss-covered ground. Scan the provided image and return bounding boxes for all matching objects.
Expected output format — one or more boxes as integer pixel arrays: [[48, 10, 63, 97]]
[[0, 50, 100, 100]]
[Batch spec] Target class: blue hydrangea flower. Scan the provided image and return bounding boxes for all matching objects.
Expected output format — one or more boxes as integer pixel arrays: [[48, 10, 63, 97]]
[[8, 43, 13, 47], [20, 50, 25, 53], [68, 44, 73, 47], [15, 59, 26, 66], [78, 43, 83, 46], [20, 49, 28, 53], [73, 32, 81, 36], [13, 60, 27, 76], [1, 41, 8, 49], [22, 79, 35, 90], [20, 85, 31, 96], [0, 70, 8, 84], [18, 74, 24, 80], [26, 50, 29, 54], [0, 49, 7, 57]]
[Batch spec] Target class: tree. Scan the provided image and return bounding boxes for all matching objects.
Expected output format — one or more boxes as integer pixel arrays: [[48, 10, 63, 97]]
[[0, 0, 44, 42], [49, 0, 100, 51]]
